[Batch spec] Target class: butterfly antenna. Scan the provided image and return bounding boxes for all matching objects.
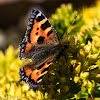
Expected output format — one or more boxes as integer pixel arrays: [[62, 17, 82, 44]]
[[64, 15, 77, 41]]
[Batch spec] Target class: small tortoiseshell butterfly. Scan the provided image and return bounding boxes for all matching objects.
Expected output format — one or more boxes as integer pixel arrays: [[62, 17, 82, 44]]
[[18, 9, 69, 89]]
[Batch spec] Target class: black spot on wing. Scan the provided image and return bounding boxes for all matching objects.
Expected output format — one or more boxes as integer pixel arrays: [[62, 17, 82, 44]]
[[37, 75, 44, 82], [32, 9, 35, 13], [35, 10, 40, 14], [37, 28, 39, 30], [41, 67, 49, 74], [36, 14, 45, 22], [28, 74, 36, 83], [37, 36, 45, 44], [47, 61, 52, 64], [32, 10, 39, 16], [41, 20, 51, 30], [37, 63, 45, 70], [36, 32, 38, 35], [47, 30, 53, 36]]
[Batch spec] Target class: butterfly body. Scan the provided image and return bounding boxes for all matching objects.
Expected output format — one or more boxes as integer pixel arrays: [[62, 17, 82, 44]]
[[18, 9, 66, 89]]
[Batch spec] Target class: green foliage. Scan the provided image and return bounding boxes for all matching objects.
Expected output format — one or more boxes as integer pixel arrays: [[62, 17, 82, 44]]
[[76, 20, 100, 45], [38, 19, 100, 99], [49, 4, 84, 38], [0, 3, 100, 100]]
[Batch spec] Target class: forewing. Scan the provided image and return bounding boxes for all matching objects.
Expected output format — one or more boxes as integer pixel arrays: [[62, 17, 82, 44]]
[[19, 9, 60, 60], [25, 9, 60, 45]]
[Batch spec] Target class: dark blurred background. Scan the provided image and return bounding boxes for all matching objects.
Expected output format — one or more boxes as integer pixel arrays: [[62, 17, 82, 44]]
[[0, 0, 96, 51]]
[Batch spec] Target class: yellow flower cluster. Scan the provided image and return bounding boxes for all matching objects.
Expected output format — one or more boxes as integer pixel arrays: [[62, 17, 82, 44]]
[[0, 1, 100, 99], [74, 20, 100, 99], [82, 1, 100, 25], [0, 46, 46, 100]]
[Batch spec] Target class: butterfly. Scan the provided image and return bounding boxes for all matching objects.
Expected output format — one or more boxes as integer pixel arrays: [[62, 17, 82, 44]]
[[18, 9, 69, 89]]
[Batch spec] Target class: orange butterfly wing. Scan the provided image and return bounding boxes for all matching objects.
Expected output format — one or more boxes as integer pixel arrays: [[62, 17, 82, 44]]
[[25, 9, 59, 44], [19, 9, 60, 60], [19, 58, 54, 89]]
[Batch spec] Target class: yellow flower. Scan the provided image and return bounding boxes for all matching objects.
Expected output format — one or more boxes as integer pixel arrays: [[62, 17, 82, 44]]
[[74, 76, 80, 83]]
